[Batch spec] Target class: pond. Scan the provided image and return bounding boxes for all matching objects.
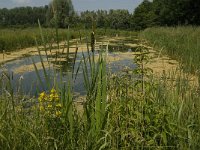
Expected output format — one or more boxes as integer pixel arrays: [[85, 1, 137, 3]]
[[0, 42, 137, 97]]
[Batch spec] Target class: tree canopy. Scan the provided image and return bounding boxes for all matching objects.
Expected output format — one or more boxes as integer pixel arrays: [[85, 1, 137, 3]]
[[0, 0, 200, 30], [133, 0, 200, 29], [47, 0, 75, 28], [0, 6, 48, 27]]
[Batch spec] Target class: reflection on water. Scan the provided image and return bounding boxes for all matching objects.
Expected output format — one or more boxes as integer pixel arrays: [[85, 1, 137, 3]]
[[0, 44, 137, 96], [108, 45, 136, 53]]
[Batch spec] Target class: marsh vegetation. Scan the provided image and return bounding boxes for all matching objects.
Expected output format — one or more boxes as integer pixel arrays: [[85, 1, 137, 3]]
[[0, 26, 200, 149], [1, 0, 200, 149]]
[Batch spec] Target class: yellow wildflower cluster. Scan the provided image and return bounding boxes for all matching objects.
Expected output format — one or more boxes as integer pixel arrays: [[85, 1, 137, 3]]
[[38, 88, 62, 118]]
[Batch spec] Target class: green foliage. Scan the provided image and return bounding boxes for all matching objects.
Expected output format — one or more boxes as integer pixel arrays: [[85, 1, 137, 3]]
[[47, 0, 75, 28], [0, 4, 133, 30], [0, 28, 135, 52], [0, 28, 78, 52], [0, 6, 48, 27], [132, 0, 155, 30], [131, 0, 200, 30], [1, 0, 200, 30], [1, 26, 200, 149], [152, 0, 200, 25], [79, 9, 132, 30], [141, 26, 200, 74]]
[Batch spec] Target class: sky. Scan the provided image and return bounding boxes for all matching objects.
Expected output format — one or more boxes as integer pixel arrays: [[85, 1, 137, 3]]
[[0, 0, 143, 12]]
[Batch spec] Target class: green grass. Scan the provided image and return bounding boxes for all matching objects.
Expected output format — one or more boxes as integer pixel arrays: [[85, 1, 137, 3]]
[[0, 27, 136, 52], [0, 28, 79, 52], [140, 26, 200, 74], [0, 27, 200, 149]]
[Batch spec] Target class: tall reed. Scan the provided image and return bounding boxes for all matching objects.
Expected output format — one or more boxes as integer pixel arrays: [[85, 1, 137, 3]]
[[0, 26, 200, 149], [140, 26, 200, 74]]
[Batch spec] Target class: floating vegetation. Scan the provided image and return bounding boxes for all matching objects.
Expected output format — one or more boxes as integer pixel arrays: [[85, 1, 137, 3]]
[[0, 27, 200, 149]]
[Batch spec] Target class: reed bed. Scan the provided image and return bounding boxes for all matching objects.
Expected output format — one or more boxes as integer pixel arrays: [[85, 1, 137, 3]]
[[140, 26, 200, 74], [0, 27, 135, 52], [0, 27, 200, 149], [0, 28, 79, 52]]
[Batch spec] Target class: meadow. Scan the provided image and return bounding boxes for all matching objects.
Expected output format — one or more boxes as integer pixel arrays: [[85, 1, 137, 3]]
[[0, 27, 134, 52], [0, 26, 200, 149]]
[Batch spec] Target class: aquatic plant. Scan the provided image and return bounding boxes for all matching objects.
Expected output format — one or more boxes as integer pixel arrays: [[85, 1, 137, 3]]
[[141, 26, 200, 74], [0, 26, 200, 149]]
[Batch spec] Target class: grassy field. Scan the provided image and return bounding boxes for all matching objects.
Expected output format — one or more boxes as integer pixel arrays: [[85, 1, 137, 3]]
[[0, 27, 134, 52], [0, 28, 73, 51], [0, 27, 200, 149]]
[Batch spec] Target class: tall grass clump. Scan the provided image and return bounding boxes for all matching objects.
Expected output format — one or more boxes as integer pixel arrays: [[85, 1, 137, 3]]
[[140, 26, 200, 74]]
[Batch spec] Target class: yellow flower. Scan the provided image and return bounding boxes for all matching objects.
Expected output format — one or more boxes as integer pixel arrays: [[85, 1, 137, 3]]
[[54, 94, 59, 101], [47, 104, 53, 109], [49, 94, 54, 101], [38, 92, 46, 102], [49, 93, 59, 102], [56, 103, 62, 108], [40, 92, 45, 97], [51, 88, 56, 94], [55, 111, 62, 117], [39, 106, 45, 111]]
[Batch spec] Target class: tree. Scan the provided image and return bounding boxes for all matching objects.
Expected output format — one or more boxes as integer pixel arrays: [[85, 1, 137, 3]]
[[47, 0, 74, 28], [183, 0, 200, 25], [132, 0, 200, 28], [0, 7, 47, 27], [132, 0, 154, 30], [96, 10, 107, 28], [149, 0, 200, 26], [108, 9, 131, 30]]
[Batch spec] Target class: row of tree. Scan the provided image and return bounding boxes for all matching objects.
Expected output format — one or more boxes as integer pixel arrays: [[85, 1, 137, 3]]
[[134, 0, 200, 30], [0, 6, 48, 27], [0, 5, 133, 29], [0, 0, 200, 30]]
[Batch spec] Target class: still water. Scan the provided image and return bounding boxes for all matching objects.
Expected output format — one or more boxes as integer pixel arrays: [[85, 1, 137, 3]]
[[0, 49, 136, 96]]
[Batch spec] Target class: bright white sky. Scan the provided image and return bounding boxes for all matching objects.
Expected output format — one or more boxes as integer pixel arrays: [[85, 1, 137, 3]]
[[0, 0, 143, 12]]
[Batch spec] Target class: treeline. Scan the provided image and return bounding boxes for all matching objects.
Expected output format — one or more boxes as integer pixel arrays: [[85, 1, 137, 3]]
[[78, 10, 132, 30], [0, 6, 132, 30], [0, 0, 200, 30], [0, 6, 48, 27], [134, 0, 200, 30]]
